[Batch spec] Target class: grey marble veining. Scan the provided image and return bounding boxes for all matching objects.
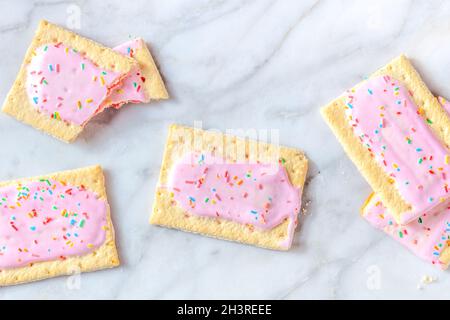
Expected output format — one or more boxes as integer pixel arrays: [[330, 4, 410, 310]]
[[0, 0, 449, 299]]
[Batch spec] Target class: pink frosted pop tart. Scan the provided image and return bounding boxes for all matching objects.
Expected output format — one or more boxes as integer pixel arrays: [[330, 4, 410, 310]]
[[1, 20, 137, 142], [0, 165, 119, 286], [150, 124, 308, 250], [321, 55, 450, 225], [104, 38, 168, 109], [361, 193, 450, 269]]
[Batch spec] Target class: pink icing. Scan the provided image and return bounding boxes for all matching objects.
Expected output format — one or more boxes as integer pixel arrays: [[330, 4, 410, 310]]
[[167, 153, 301, 247], [363, 194, 450, 269], [106, 39, 149, 109], [26, 43, 123, 126], [0, 179, 107, 269], [345, 76, 450, 224]]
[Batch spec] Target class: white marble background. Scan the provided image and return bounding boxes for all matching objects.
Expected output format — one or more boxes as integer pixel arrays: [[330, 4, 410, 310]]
[[0, 0, 449, 300]]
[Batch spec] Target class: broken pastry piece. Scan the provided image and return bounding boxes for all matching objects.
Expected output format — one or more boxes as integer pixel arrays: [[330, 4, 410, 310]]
[[150, 124, 308, 250], [321, 55, 450, 225], [105, 38, 168, 109], [1, 20, 137, 142], [0, 165, 119, 286]]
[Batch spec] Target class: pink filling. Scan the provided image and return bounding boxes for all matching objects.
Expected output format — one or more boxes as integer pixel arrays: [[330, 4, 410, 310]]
[[0, 179, 107, 269], [26, 43, 125, 126], [26, 40, 152, 126], [345, 76, 450, 224], [167, 153, 301, 247]]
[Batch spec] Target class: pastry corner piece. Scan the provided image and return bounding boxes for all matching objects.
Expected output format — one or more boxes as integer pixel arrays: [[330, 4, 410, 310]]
[[321, 54, 450, 224], [0, 165, 119, 286], [1, 19, 136, 143], [133, 38, 168, 100], [361, 192, 450, 270], [150, 124, 308, 250]]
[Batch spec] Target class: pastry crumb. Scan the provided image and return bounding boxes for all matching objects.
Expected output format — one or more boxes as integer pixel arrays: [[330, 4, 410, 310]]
[[301, 200, 312, 215], [417, 275, 438, 290]]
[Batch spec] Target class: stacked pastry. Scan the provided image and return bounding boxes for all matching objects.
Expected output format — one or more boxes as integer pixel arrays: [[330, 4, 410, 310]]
[[322, 55, 450, 269]]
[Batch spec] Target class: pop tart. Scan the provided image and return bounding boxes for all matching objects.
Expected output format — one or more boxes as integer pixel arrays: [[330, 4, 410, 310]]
[[0, 165, 119, 286], [361, 193, 450, 269], [2, 20, 137, 142], [150, 124, 308, 250]]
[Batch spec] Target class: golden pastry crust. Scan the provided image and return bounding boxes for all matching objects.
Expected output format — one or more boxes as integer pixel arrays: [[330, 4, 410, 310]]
[[150, 124, 308, 250], [0, 165, 119, 286], [440, 247, 450, 266], [1, 20, 136, 143], [135, 39, 169, 100]]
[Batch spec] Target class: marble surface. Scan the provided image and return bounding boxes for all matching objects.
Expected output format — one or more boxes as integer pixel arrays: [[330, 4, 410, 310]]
[[0, 0, 449, 300]]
